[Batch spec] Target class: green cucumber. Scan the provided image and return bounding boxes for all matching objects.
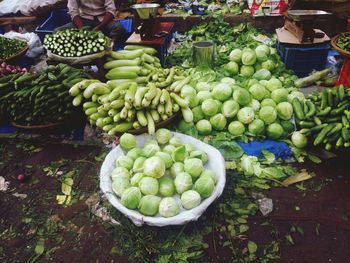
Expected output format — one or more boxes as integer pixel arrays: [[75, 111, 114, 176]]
[[292, 98, 305, 120], [313, 124, 335, 146]]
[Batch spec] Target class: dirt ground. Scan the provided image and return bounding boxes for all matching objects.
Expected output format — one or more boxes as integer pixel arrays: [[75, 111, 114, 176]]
[[0, 138, 349, 263]]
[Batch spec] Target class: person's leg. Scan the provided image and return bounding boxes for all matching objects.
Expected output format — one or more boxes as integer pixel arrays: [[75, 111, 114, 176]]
[[102, 21, 127, 49], [82, 18, 99, 28]]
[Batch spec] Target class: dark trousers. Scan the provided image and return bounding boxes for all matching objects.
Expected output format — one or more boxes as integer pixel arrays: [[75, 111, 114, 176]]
[[55, 18, 127, 47]]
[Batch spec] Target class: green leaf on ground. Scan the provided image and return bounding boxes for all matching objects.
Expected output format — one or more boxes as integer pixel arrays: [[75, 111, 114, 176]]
[[248, 241, 258, 254]]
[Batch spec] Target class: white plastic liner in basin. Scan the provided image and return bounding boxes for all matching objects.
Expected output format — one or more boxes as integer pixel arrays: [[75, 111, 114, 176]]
[[100, 131, 226, 227]]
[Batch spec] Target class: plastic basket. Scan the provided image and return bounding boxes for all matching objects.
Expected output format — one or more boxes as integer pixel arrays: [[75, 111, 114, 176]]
[[35, 9, 71, 42], [118, 19, 133, 34], [114, 19, 133, 50], [277, 41, 330, 77]]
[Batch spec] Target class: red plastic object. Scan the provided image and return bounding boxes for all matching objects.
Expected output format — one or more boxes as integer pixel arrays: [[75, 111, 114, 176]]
[[336, 58, 350, 88]]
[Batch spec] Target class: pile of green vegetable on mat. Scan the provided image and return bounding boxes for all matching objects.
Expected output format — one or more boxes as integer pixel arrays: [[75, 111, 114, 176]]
[[0, 36, 27, 60], [112, 130, 217, 217], [173, 44, 301, 141], [294, 85, 350, 150], [69, 45, 194, 134], [0, 64, 90, 125], [43, 28, 110, 57], [336, 32, 350, 52]]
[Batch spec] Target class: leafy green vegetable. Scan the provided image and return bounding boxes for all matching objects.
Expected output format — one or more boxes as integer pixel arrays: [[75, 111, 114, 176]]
[[209, 139, 244, 160]]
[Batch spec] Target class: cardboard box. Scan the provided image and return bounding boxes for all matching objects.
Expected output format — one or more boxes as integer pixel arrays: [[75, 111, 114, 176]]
[[276, 27, 330, 45]]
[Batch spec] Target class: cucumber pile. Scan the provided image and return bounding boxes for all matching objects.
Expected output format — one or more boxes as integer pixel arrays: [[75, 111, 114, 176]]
[[294, 85, 350, 150], [105, 45, 189, 88], [69, 77, 194, 135], [43, 28, 110, 57], [0, 64, 91, 125]]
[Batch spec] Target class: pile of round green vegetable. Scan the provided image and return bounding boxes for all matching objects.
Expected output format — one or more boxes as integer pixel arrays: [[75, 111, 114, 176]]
[[111, 129, 217, 217], [176, 45, 304, 140]]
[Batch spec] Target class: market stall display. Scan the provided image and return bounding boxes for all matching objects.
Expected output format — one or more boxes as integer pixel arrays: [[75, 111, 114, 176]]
[[175, 44, 300, 141], [2, 3, 350, 261], [100, 130, 226, 226], [43, 28, 112, 65], [0, 35, 28, 61], [69, 46, 194, 135], [0, 64, 91, 126], [295, 85, 350, 150], [43, 28, 110, 57]]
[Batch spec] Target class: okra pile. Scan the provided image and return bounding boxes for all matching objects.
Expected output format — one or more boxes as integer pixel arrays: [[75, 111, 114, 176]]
[[0, 36, 27, 60], [336, 32, 350, 52], [294, 85, 350, 150], [43, 28, 110, 57], [0, 64, 91, 125]]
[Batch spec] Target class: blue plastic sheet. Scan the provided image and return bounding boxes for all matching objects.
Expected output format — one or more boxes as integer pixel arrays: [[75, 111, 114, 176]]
[[237, 140, 292, 160]]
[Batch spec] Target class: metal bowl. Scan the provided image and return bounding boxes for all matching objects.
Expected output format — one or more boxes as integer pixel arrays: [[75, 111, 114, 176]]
[[131, 3, 160, 19]]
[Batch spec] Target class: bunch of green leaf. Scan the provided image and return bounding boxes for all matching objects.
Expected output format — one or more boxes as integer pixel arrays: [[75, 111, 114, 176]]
[[208, 3, 244, 16], [166, 20, 266, 68], [234, 150, 301, 190]]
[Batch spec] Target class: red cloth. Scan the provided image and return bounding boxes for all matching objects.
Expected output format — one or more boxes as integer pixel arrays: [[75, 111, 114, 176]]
[[336, 59, 350, 88]]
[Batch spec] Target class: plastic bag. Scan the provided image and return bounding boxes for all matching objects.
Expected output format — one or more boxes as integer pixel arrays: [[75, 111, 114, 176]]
[[3, 31, 44, 58], [0, 0, 64, 16], [100, 132, 226, 227]]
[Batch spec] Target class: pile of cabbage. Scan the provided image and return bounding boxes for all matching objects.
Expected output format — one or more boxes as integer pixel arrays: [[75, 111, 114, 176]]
[[225, 45, 283, 79], [111, 129, 217, 217], [176, 45, 305, 140]]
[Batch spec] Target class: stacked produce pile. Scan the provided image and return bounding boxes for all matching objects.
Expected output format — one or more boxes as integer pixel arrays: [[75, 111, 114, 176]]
[[336, 32, 350, 52], [104, 45, 188, 85], [294, 85, 350, 150], [111, 130, 217, 217], [43, 28, 110, 57], [0, 36, 27, 60], [70, 46, 194, 135], [0, 62, 27, 77], [0, 64, 90, 125], [176, 44, 301, 141]]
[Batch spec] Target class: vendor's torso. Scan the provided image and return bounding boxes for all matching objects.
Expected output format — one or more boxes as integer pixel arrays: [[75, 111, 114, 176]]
[[76, 0, 111, 21]]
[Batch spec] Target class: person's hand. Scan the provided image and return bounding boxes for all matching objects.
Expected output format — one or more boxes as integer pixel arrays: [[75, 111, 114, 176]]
[[73, 16, 84, 29]]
